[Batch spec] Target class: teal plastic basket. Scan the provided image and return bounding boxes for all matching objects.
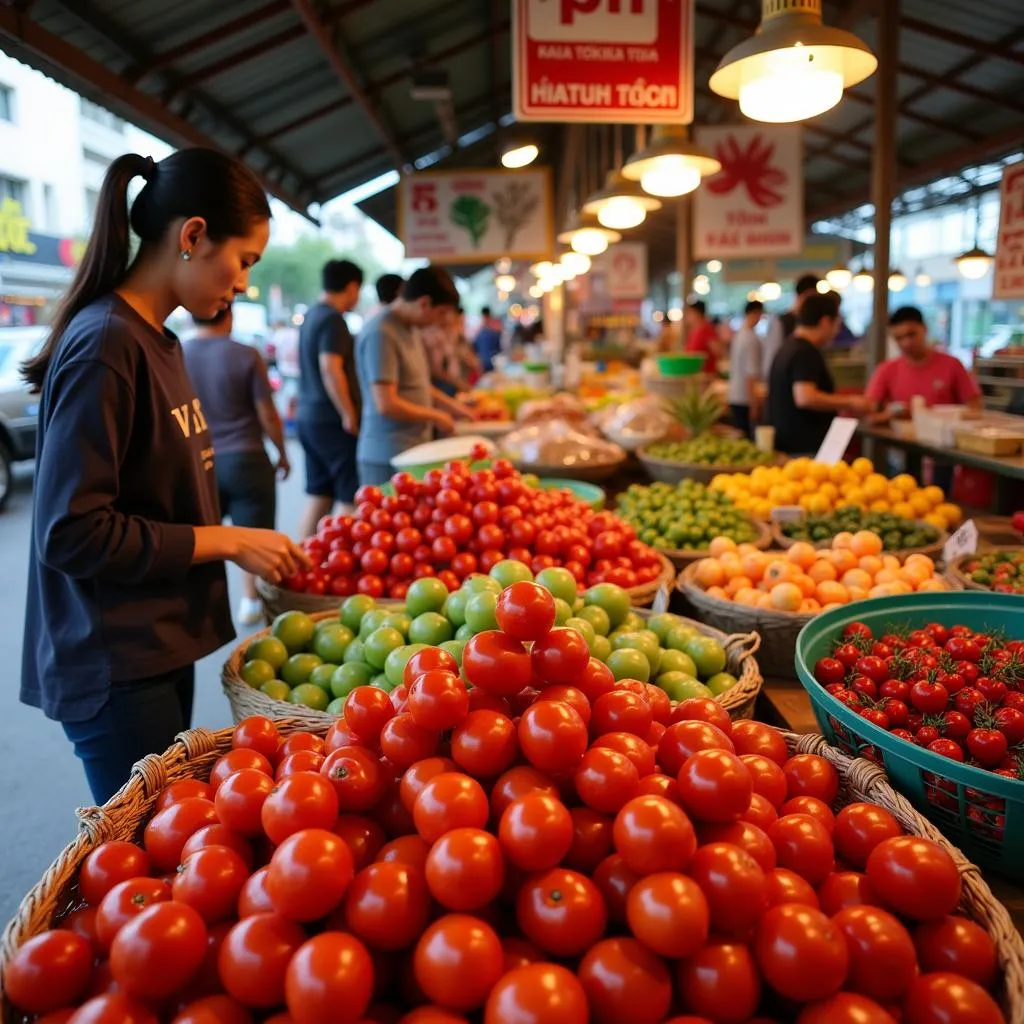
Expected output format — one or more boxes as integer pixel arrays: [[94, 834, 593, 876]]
[[795, 591, 1024, 879]]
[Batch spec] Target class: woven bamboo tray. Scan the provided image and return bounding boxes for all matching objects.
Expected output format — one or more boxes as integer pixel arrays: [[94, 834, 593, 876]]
[[657, 517, 772, 571], [947, 548, 1024, 592], [772, 520, 948, 563], [625, 552, 676, 607], [636, 445, 783, 487], [676, 562, 814, 678], [256, 578, 402, 619], [4, 723, 1022, 1022]]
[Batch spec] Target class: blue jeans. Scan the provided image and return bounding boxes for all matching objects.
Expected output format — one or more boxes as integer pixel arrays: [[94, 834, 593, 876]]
[[63, 665, 195, 804]]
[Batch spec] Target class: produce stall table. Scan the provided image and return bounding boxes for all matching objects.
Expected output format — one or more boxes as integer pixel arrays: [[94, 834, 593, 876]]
[[858, 422, 1024, 514]]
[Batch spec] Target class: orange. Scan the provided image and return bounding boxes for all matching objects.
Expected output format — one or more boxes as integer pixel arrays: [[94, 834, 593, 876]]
[[869, 583, 898, 599], [709, 536, 738, 558], [821, 602, 844, 613], [706, 586, 729, 601], [764, 561, 798, 586], [832, 531, 855, 550], [873, 568, 901, 586], [846, 585, 869, 603], [904, 553, 935, 574], [741, 551, 768, 582], [815, 580, 849, 606], [841, 568, 873, 591], [807, 560, 838, 584], [799, 598, 822, 614], [734, 587, 761, 607], [828, 549, 858, 575], [916, 578, 948, 593], [726, 575, 755, 597], [792, 574, 817, 598], [770, 582, 803, 612], [719, 553, 743, 577], [786, 542, 818, 571], [757, 593, 775, 610], [695, 559, 726, 589], [850, 530, 883, 558], [881, 555, 902, 572], [889, 580, 914, 596], [902, 562, 933, 586], [858, 555, 883, 577]]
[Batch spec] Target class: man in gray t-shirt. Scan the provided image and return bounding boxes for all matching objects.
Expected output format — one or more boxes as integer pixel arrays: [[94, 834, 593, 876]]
[[354, 266, 474, 487], [727, 299, 765, 438]]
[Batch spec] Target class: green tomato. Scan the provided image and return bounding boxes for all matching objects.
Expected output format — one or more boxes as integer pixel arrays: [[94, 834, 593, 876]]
[[372, 674, 396, 692], [440, 639, 467, 666], [312, 624, 355, 664], [611, 632, 661, 675], [646, 612, 686, 644], [326, 697, 346, 716], [330, 662, 373, 699], [309, 663, 339, 691], [706, 672, 739, 696], [259, 679, 291, 701], [343, 638, 367, 665], [385, 643, 428, 688], [280, 653, 323, 687], [406, 577, 449, 618], [606, 648, 650, 683], [553, 598, 574, 626], [271, 611, 316, 655], [363, 626, 406, 671], [288, 683, 330, 711], [359, 608, 391, 640], [573, 597, 585, 614], [591, 635, 612, 662], [534, 566, 578, 605], [341, 595, 377, 633], [465, 591, 499, 634], [658, 649, 698, 679], [245, 636, 288, 671], [667, 625, 700, 652], [657, 672, 712, 702], [489, 559, 534, 587], [685, 636, 728, 679], [409, 612, 453, 646], [240, 659, 276, 688], [455, 622, 475, 643], [380, 612, 411, 637], [620, 612, 645, 633], [577, 604, 611, 637], [564, 617, 597, 650], [462, 574, 502, 596], [444, 589, 471, 627], [582, 583, 631, 629]]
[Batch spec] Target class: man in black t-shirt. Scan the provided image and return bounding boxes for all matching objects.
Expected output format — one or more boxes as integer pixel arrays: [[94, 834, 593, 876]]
[[766, 291, 872, 454], [297, 259, 364, 537]]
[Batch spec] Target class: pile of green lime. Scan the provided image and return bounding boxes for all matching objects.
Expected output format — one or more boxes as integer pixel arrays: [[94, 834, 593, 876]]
[[239, 561, 739, 713], [616, 479, 758, 551], [646, 434, 772, 467], [781, 506, 940, 550]]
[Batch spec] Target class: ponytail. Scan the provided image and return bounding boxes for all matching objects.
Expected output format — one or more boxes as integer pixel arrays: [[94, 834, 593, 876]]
[[22, 153, 151, 390], [21, 147, 270, 391]]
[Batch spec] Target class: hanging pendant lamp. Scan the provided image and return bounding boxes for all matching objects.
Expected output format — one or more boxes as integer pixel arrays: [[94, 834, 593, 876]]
[[621, 126, 722, 198]]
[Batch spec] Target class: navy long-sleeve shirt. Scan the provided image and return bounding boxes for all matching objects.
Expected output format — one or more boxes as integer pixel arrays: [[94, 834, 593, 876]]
[[21, 295, 235, 723]]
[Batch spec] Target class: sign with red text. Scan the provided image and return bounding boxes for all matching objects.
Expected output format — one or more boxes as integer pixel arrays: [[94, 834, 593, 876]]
[[995, 163, 1024, 299], [693, 126, 804, 259], [513, 0, 694, 124], [398, 168, 554, 262], [593, 242, 648, 300]]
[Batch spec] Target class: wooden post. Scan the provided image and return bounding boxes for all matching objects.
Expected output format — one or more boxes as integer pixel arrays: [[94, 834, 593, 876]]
[[676, 197, 691, 317]]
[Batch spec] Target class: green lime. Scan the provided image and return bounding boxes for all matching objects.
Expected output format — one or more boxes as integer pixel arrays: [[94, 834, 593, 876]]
[[246, 636, 288, 671], [440, 639, 466, 666], [706, 671, 738, 696], [667, 625, 700, 652], [326, 697, 346, 715], [409, 612, 453, 646], [657, 672, 711, 702], [363, 626, 405, 671], [444, 589, 471, 627], [573, 597, 585, 614], [341, 595, 376, 632], [259, 679, 291, 701], [534, 566, 578, 605], [465, 591, 499, 634], [591, 635, 612, 662], [582, 583, 631, 629], [462, 574, 502, 596], [489, 559, 534, 587], [240, 659, 276, 688], [331, 662, 373, 699], [406, 577, 450, 618], [685, 635, 728, 679], [647, 612, 685, 644], [564, 617, 597, 650], [620, 612, 645, 633], [359, 608, 391, 640], [553, 598, 574, 626], [577, 604, 611, 637], [455, 622, 475, 643], [281, 653, 323, 687], [380, 612, 411, 637], [385, 643, 428, 688], [312, 624, 354, 664], [611, 632, 661, 674], [288, 683, 330, 711], [343, 638, 368, 665], [271, 611, 316, 655], [309, 663, 339, 691], [658, 649, 698, 678], [606, 647, 650, 683], [372, 674, 396, 692]]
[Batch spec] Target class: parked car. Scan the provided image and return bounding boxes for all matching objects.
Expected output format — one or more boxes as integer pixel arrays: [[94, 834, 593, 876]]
[[0, 326, 45, 510]]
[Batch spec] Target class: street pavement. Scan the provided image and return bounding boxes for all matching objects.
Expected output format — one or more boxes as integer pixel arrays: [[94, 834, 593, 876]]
[[0, 445, 309, 925]]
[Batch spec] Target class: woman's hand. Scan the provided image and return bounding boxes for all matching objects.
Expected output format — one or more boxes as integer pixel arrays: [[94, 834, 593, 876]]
[[228, 528, 311, 584]]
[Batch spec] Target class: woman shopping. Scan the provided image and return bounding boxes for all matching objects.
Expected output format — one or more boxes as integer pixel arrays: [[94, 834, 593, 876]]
[[20, 148, 309, 803]]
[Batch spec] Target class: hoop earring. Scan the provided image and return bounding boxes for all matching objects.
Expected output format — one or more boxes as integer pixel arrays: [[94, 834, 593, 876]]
[[180, 250, 193, 262]]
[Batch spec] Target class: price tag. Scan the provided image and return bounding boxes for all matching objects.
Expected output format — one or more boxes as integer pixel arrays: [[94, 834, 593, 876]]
[[943, 519, 979, 564], [651, 584, 671, 615], [814, 417, 859, 466], [772, 506, 806, 525]]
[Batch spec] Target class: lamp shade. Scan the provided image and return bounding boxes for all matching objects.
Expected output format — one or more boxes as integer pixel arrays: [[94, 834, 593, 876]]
[[825, 264, 852, 290], [621, 127, 722, 198], [501, 141, 539, 169], [581, 170, 661, 230], [956, 246, 993, 280], [557, 211, 622, 256]]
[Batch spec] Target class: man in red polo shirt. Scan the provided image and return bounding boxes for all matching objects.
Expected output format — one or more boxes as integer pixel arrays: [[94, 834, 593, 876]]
[[683, 299, 718, 373], [866, 306, 981, 411]]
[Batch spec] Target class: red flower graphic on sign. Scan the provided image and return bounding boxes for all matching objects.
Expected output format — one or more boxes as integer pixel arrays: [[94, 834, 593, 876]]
[[706, 134, 788, 209]]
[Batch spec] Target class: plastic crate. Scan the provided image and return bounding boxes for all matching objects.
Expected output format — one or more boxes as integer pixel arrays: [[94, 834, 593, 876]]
[[795, 591, 1024, 880]]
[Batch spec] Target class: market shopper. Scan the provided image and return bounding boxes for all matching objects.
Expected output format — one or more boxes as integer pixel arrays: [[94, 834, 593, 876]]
[[765, 290, 872, 454], [473, 306, 503, 372], [183, 306, 289, 626], [20, 148, 309, 804], [763, 273, 821, 378], [727, 299, 765, 437], [355, 266, 475, 487], [375, 273, 404, 307], [683, 299, 718, 373], [296, 259, 364, 538]]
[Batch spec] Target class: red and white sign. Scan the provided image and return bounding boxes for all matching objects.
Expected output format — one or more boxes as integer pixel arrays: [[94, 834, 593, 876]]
[[513, 0, 694, 124], [693, 125, 804, 259], [594, 242, 648, 300], [994, 163, 1024, 299]]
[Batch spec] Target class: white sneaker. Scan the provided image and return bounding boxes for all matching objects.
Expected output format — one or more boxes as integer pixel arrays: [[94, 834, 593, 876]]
[[237, 597, 264, 626]]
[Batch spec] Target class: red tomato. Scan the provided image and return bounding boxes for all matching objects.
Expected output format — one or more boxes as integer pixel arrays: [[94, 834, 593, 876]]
[[783, 754, 839, 804], [380, 714, 441, 770], [730, 720, 789, 764], [740, 791, 779, 833], [181, 824, 254, 869], [518, 701, 588, 774], [462, 630, 533, 696], [578, 937, 672, 1024], [95, 877, 171, 950], [376, 834, 432, 871], [156, 780, 214, 813], [591, 690, 653, 738], [232, 716, 282, 760], [658, 721, 734, 777], [700, 821, 777, 874], [498, 793, 573, 872], [79, 842, 152, 907], [215, 768, 275, 837], [109, 902, 208, 999], [413, 914, 503, 1012], [833, 802, 903, 868], [592, 733, 656, 777], [675, 942, 761, 1024], [531, 628, 590, 686], [4, 929, 94, 1013], [914, 916, 998, 987], [613, 795, 697, 875], [284, 932, 373, 1024], [261, 772, 340, 846], [424, 827, 504, 912], [399, 757, 458, 813], [516, 867, 606, 958], [64, 994, 158, 1023], [817, 871, 877, 914], [677, 749, 753, 823], [796, 993, 898, 1024], [333, 814, 386, 872], [754, 903, 848, 1002], [489, 766, 559, 821], [413, 773, 489, 843], [780, 796, 835, 834], [903, 973, 1003, 1024], [172, 846, 249, 924], [574, 746, 640, 814], [687, 842, 768, 935], [209, 749, 273, 792], [340, 859, 431, 953], [219, 913, 307, 1008], [833, 905, 917, 1001], [765, 866, 820, 909], [672, 697, 733, 735], [495, 582, 556, 642], [577, 657, 616, 703], [320, 746, 387, 812], [266, 828, 354, 922], [592, 853, 640, 924], [767, 813, 835, 885], [484, 962, 588, 1024], [408, 671, 469, 732], [170, 995, 253, 1024], [563, 806, 613, 874], [280, 733, 325, 759], [143, 798, 219, 872], [866, 837, 961, 921], [238, 867, 274, 918], [739, 754, 788, 808], [345, 687, 396, 744], [626, 872, 708, 958]]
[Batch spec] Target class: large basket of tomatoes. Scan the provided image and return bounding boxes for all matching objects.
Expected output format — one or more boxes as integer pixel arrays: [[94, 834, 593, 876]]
[[3, 707, 1023, 1023], [796, 589, 1024, 881], [948, 548, 1024, 593]]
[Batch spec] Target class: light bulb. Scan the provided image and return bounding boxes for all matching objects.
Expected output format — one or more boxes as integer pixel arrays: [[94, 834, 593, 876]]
[[888, 270, 908, 293], [561, 251, 591, 276], [825, 265, 852, 290], [760, 281, 782, 301], [528, 284, 543, 299], [852, 271, 873, 292], [667, 308, 683, 322], [739, 45, 844, 123], [693, 276, 711, 296], [530, 261, 552, 278], [495, 274, 516, 292], [638, 158, 703, 198], [915, 271, 932, 287], [501, 143, 539, 169], [815, 280, 830, 294], [957, 253, 993, 280], [707, 260, 723, 274], [571, 228, 610, 256], [596, 197, 647, 230]]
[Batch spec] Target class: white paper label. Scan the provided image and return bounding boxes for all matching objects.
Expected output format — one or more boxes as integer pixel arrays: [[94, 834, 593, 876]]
[[652, 584, 671, 615], [943, 519, 979, 563], [814, 417, 860, 466]]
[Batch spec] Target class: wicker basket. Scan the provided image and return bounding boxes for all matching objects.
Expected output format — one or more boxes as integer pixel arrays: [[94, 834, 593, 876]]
[[676, 562, 813, 678], [4, 723, 1022, 1023], [658, 517, 772, 571], [772, 520, 948, 563], [625, 552, 676, 608], [256, 578, 402, 619], [947, 548, 1024, 592], [636, 446, 783, 487]]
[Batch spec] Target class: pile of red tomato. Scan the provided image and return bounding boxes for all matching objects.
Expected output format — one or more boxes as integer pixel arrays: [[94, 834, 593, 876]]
[[285, 457, 664, 601], [6, 584, 1008, 1024]]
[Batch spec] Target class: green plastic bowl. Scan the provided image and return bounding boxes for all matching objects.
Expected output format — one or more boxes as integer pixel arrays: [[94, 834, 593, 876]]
[[795, 591, 1024, 879], [656, 354, 705, 377], [535, 478, 606, 510]]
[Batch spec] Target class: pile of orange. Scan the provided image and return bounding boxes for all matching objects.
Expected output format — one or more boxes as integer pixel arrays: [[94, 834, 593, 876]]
[[691, 533, 950, 615]]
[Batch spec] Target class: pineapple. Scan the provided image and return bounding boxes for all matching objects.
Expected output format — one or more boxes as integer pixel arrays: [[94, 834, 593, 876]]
[[666, 383, 725, 439]]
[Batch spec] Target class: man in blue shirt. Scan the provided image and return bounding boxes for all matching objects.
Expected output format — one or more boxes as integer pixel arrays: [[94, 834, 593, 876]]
[[355, 266, 474, 487], [473, 306, 503, 372]]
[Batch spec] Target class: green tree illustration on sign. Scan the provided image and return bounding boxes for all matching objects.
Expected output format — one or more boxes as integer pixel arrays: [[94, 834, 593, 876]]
[[450, 194, 491, 248]]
